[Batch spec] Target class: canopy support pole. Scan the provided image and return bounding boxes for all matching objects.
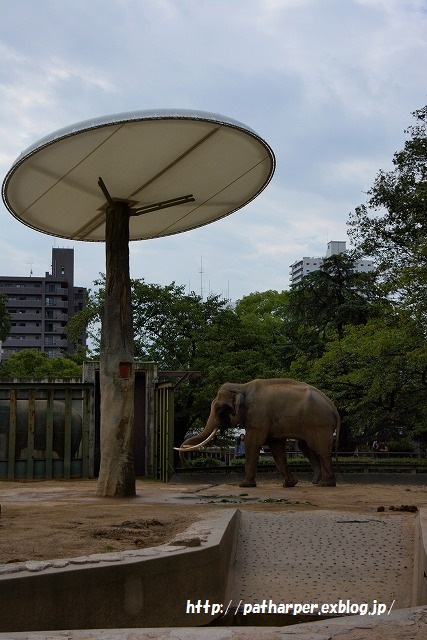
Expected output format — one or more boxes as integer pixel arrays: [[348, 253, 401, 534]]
[[97, 199, 136, 497]]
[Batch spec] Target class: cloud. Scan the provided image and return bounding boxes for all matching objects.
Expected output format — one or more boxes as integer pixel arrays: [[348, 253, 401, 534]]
[[0, 0, 426, 301]]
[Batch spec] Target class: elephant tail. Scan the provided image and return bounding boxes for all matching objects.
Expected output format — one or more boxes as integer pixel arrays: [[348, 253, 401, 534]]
[[334, 411, 341, 459], [334, 412, 343, 477]]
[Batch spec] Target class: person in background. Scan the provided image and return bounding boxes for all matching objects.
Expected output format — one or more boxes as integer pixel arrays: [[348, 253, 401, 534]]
[[372, 438, 380, 457], [378, 439, 389, 457], [235, 433, 245, 458]]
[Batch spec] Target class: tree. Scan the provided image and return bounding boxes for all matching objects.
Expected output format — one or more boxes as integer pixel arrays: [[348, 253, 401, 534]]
[[0, 294, 11, 343], [341, 106, 427, 448], [131, 281, 235, 368], [348, 106, 427, 323], [0, 349, 82, 379], [66, 285, 103, 357], [299, 314, 427, 448], [234, 290, 294, 374], [286, 252, 384, 362]]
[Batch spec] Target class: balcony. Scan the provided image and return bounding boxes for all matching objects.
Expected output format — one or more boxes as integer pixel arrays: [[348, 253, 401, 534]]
[[45, 298, 68, 309], [9, 312, 42, 321], [44, 337, 68, 348], [5, 337, 41, 348], [9, 325, 42, 334], [8, 299, 42, 308], [44, 327, 66, 334]]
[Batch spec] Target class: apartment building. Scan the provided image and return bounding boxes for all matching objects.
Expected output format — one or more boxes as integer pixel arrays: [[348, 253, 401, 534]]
[[0, 248, 86, 360], [289, 241, 374, 285]]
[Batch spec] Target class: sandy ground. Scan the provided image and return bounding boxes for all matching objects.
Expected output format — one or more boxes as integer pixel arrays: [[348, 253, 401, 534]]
[[0, 476, 426, 563], [1, 477, 427, 639]]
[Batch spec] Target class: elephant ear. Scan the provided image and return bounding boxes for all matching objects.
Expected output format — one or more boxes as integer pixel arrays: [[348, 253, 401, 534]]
[[232, 391, 245, 419]]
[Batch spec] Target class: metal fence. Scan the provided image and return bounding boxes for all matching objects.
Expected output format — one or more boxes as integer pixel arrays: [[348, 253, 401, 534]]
[[0, 380, 94, 480]]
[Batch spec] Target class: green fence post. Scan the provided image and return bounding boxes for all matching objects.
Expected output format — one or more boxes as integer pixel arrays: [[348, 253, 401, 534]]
[[7, 390, 17, 480], [45, 390, 54, 479], [27, 389, 35, 480]]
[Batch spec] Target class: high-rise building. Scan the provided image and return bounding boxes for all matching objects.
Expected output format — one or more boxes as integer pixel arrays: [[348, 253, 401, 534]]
[[0, 248, 86, 360], [289, 241, 374, 286]]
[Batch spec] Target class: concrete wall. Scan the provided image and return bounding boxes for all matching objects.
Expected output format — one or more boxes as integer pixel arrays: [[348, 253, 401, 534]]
[[0, 508, 425, 633], [0, 510, 240, 632], [415, 509, 427, 605]]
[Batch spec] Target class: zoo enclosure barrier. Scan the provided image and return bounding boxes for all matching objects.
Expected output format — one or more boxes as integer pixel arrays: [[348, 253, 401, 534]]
[[0, 364, 198, 482], [0, 379, 93, 480]]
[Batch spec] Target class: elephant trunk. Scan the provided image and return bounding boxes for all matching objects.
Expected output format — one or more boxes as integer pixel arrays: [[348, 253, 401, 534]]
[[174, 413, 219, 452]]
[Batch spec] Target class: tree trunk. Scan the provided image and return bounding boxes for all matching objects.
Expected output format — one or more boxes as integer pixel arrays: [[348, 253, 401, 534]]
[[97, 201, 136, 497]]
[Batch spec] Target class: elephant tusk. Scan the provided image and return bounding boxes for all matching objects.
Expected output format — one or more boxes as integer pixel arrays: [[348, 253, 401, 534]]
[[174, 427, 219, 452]]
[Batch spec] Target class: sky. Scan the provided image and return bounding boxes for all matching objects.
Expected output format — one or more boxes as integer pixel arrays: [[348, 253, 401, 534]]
[[0, 0, 426, 302]]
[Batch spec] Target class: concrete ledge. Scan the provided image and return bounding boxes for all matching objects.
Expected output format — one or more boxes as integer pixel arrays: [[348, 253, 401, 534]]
[[0, 509, 240, 632], [0, 606, 426, 640]]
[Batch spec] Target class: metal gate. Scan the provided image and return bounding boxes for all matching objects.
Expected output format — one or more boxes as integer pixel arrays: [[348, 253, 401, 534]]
[[154, 382, 174, 481], [0, 381, 94, 480]]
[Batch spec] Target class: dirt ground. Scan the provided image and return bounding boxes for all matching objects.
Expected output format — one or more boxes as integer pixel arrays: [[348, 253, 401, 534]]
[[0, 476, 426, 563]]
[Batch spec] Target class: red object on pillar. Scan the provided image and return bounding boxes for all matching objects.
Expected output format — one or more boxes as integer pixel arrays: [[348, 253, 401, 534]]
[[119, 362, 131, 378]]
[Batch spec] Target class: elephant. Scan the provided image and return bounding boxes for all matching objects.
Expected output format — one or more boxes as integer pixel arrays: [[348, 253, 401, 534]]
[[175, 378, 340, 487], [0, 400, 82, 460]]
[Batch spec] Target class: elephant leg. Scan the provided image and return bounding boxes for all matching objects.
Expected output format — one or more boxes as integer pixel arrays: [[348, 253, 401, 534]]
[[268, 440, 298, 487], [239, 432, 262, 487], [317, 452, 336, 486], [298, 439, 321, 484]]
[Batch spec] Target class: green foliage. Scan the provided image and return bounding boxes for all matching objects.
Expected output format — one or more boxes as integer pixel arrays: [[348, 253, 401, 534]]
[[230, 456, 276, 466], [287, 252, 384, 355], [339, 105, 427, 445], [348, 105, 427, 323], [66, 282, 104, 356], [386, 439, 416, 454], [183, 456, 222, 468], [291, 312, 427, 445], [230, 456, 245, 466], [234, 290, 294, 374], [0, 349, 82, 380], [0, 293, 11, 342]]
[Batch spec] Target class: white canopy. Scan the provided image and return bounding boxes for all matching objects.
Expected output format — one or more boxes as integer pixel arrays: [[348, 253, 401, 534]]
[[2, 109, 275, 242]]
